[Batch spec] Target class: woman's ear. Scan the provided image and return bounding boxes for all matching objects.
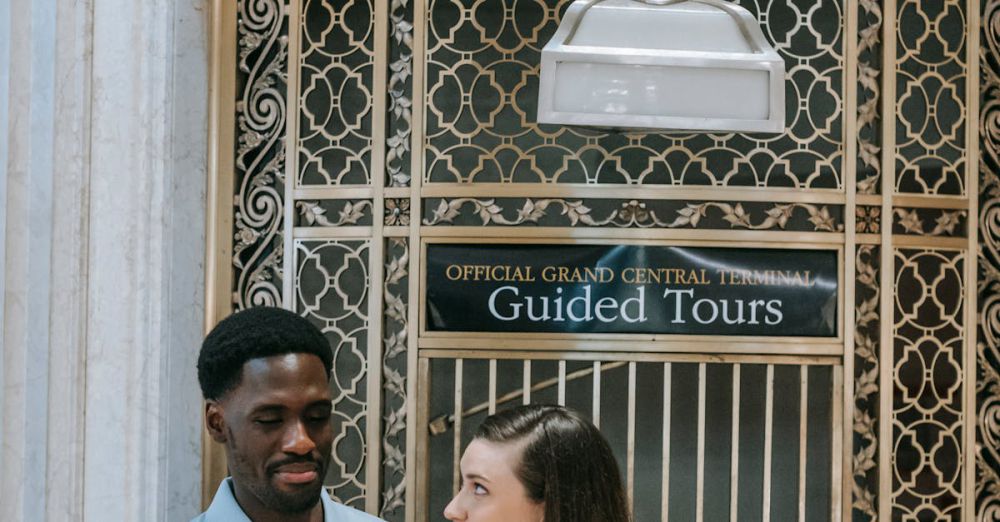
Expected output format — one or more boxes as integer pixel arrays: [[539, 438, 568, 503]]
[[205, 401, 228, 443]]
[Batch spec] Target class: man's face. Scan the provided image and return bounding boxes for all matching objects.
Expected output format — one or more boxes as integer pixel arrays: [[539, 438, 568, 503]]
[[206, 353, 333, 516]]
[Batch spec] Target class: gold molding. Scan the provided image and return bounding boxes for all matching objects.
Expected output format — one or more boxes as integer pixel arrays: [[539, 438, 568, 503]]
[[877, 0, 897, 515], [418, 226, 846, 244], [203, 0, 238, 508], [406, 0, 427, 519], [843, 0, 860, 514], [418, 349, 844, 367], [965, 0, 982, 515], [366, 0, 390, 512], [419, 338, 844, 357], [420, 183, 848, 203]]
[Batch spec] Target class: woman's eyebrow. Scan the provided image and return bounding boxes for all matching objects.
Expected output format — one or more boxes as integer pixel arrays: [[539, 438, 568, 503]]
[[463, 472, 491, 483]]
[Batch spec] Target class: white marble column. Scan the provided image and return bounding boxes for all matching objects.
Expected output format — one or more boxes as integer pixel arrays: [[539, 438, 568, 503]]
[[1, 0, 209, 520]]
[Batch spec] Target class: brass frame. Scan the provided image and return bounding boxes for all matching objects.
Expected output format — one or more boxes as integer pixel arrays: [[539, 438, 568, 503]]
[[203, 0, 987, 518]]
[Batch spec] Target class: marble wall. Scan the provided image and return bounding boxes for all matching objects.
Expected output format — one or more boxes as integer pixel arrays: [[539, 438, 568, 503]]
[[0, 0, 209, 520]]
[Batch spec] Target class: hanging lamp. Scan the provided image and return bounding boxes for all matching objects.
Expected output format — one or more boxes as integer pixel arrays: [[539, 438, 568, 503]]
[[536, 0, 786, 133]]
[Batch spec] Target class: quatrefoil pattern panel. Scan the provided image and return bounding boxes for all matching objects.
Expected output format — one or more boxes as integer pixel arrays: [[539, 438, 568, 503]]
[[892, 249, 965, 520], [295, 240, 372, 508], [423, 0, 844, 187], [298, 0, 376, 186], [895, 0, 968, 195]]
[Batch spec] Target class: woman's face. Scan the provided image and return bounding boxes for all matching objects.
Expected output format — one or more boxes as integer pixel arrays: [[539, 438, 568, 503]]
[[443, 438, 544, 522]]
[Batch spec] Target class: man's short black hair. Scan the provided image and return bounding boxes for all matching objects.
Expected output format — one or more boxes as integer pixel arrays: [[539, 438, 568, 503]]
[[197, 307, 334, 401]]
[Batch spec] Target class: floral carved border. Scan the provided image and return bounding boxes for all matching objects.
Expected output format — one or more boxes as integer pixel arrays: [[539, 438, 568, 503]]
[[387, 0, 413, 187], [858, 0, 883, 194], [380, 239, 409, 519], [423, 198, 844, 232], [854, 246, 880, 521], [297, 200, 374, 227]]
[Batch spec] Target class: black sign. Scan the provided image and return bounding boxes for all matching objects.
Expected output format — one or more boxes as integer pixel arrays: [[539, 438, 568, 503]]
[[426, 243, 838, 337]]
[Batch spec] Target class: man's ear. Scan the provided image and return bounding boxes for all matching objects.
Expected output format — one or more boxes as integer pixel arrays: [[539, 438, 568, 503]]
[[205, 401, 228, 444]]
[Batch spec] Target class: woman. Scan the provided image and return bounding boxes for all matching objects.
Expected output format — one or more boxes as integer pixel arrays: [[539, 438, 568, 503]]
[[444, 404, 631, 522]]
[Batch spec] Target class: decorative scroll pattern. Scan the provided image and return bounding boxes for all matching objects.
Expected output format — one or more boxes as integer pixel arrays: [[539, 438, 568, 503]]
[[853, 246, 880, 521], [895, 0, 968, 195], [388, 0, 414, 187], [856, 205, 882, 234], [857, 0, 883, 194], [297, 200, 374, 227], [892, 249, 965, 520], [424, 0, 844, 187], [892, 208, 967, 237], [295, 240, 371, 508], [380, 239, 409, 520], [233, 0, 288, 310], [298, 0, 375, 186], [978, 0, 1000, 516], [423, 198, 844, 232]]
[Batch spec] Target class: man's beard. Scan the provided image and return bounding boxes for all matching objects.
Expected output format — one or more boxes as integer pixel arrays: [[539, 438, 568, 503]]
[[227, 428, 327, 514], [249, 470, 324, 514]]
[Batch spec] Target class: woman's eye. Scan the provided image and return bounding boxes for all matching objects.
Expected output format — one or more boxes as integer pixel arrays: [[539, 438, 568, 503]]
[[473, 483, 488, 496]]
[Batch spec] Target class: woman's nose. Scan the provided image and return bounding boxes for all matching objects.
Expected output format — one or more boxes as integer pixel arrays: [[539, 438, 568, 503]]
[[443, 494, 465, 521]]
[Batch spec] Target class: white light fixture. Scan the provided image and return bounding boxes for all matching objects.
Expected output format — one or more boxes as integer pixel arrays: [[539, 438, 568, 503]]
[[537, 0, 785, 133]]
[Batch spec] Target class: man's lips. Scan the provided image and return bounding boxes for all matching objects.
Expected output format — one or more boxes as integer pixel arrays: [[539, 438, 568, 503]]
[[271, 462, 320, 485]]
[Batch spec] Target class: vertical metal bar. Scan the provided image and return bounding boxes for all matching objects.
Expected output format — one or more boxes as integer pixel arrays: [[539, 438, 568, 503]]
[[763, 364, 774, 522], [798, 366, 808, 522], [488, 359, 497, 415], [696, 363, 706, 522], [282, 0, 302, 307], [730, 364, 741, 522], [414, 357, 431, 522], [523, 360, 531, 405], [592, 361, 601, 427], [964, 0, 981, 516], [842, 0, 860, 515], [558, 360, 567, 406], [627, 361, 637, 513], [831, 366, 844, 522], [878, 0, 897, 515], [366, 0, 390, 510], [663, 362, 672, 522], [452, 359, 463, 496], [404, 1, 427, 518]]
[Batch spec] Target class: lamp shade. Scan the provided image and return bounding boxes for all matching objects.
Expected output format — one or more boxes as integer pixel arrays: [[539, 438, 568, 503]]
[[536, 0, 786, 133]]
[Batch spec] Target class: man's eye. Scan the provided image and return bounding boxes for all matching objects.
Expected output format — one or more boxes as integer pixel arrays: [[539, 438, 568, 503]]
[[254, 418, 281, 425], [307, 411, 332, 422], [473, 483, 488, 496]]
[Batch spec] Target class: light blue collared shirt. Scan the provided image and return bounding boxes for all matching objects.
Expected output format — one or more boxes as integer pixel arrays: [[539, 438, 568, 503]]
[[192, 478, 384, 522]]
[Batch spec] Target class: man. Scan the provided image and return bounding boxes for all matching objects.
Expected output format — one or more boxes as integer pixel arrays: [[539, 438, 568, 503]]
[[193, 307, 383, 522]]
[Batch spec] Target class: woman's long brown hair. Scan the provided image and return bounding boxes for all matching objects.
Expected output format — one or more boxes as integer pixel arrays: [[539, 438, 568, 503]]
[[474, 405, 632, 522]]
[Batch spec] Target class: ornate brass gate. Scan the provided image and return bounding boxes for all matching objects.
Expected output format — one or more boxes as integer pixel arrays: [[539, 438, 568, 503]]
[[206, 0, 1000, 519]]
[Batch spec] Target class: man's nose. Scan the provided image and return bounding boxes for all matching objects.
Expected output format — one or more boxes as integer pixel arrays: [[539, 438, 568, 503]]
[[282, 420, 316, 455]]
